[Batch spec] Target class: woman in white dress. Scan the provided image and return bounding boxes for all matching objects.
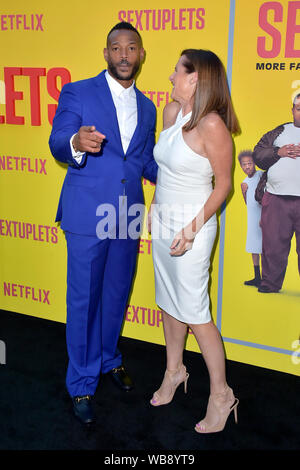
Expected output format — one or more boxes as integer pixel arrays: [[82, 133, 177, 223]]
[[148, 49, 240, 433]]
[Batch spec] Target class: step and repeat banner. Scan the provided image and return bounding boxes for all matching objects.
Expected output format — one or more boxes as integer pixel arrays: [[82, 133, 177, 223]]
[[0, 0, 299, 376]]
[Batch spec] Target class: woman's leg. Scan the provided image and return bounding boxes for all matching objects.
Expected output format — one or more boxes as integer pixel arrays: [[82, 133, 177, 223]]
[[163, 310, 188, 370], [190, 320, 238, 433], [189, 320, 226, 395], [150, 310, 188, 406]]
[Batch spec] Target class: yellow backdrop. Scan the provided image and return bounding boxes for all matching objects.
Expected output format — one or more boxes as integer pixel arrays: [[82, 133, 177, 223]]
[[0, 0, 299, 376]]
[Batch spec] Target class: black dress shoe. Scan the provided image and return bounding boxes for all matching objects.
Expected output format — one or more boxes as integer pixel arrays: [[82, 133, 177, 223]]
[[258, 285, 279, 293], [107, 366, 133, 392], [72, 395, 95, 424]]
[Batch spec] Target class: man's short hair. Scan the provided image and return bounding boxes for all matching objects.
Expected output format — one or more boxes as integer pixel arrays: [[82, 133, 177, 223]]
[[293, 93, 300, 106], [107, 22, 142, 45], [238, 150, 253, 164]]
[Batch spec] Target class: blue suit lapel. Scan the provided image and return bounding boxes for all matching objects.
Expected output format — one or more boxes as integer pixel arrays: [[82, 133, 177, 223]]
[[125, 87, 144, 155], [94, 71, 123, 149]]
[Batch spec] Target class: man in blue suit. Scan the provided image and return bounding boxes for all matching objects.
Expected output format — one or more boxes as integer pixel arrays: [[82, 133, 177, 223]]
[[49, 22, 157, 424]]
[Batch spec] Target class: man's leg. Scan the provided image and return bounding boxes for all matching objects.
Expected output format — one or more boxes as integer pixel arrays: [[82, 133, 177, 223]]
[[65, 232, 109, 397], [260, 193, 294, 291], [100, 238, 139, 374]]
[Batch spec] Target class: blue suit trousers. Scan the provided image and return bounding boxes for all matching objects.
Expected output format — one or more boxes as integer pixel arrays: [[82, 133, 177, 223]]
[[65, 231, 138, 397]]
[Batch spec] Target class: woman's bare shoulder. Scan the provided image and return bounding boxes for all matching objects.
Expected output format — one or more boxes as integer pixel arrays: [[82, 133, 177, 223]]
[[163, 101, 181, 128], [199, 112, 225, 131], [198, 112, 230, 143]]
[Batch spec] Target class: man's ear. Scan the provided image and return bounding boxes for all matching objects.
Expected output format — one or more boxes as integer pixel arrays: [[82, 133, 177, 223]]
[[103, 48, 108, 62], [140, 48, 145, 62]]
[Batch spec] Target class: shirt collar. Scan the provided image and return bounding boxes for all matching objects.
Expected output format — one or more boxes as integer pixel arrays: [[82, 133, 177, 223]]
[[105, 70, 135, 98]]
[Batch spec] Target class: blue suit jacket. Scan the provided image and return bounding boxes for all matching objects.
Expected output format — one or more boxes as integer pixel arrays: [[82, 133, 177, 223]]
[[49, 70, 157, 236]]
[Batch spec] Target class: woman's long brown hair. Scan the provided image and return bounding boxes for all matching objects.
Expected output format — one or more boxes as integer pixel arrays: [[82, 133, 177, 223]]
[[181, 49, 240, 135]]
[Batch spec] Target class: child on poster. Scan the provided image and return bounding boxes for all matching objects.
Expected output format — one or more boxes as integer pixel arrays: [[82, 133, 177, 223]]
[[239, 150, 264, 287]]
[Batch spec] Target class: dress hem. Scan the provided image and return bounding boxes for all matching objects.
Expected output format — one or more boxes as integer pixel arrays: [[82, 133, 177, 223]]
[[156, 301, 212, 325]]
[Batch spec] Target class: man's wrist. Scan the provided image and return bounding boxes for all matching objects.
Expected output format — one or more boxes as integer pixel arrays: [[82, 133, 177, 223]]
[[72, 134, 79, 152], [70, 134, 85, 162]]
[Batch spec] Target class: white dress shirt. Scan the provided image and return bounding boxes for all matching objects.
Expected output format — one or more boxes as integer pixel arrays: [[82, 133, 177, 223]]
[[70, 71, 137, 163]]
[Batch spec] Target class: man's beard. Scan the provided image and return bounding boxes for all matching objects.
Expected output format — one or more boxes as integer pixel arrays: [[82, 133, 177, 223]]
[[107, 59, 140, 81]]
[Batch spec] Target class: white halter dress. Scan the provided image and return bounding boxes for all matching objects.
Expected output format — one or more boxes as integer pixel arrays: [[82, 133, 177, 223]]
[[152, 110, 217, 324]]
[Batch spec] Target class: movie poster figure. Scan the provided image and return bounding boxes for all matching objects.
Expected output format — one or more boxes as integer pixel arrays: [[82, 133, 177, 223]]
[[238, 150, 263, 287], [253, 94, 300, 293]]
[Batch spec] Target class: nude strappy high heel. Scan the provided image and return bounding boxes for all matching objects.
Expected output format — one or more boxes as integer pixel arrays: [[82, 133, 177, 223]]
[[195, 386, 239, 433], [150, 364, 189, 406]]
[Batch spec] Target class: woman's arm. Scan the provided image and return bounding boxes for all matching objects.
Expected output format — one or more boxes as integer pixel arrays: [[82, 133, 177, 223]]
[[147, 189, 156, 234], [162, 101, 181, 130], [147, 101, 181, 233], [170, 113, 233, 256]]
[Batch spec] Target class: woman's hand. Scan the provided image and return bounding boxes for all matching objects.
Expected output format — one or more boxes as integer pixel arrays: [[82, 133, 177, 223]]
[[170, 223, 196, 256]]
